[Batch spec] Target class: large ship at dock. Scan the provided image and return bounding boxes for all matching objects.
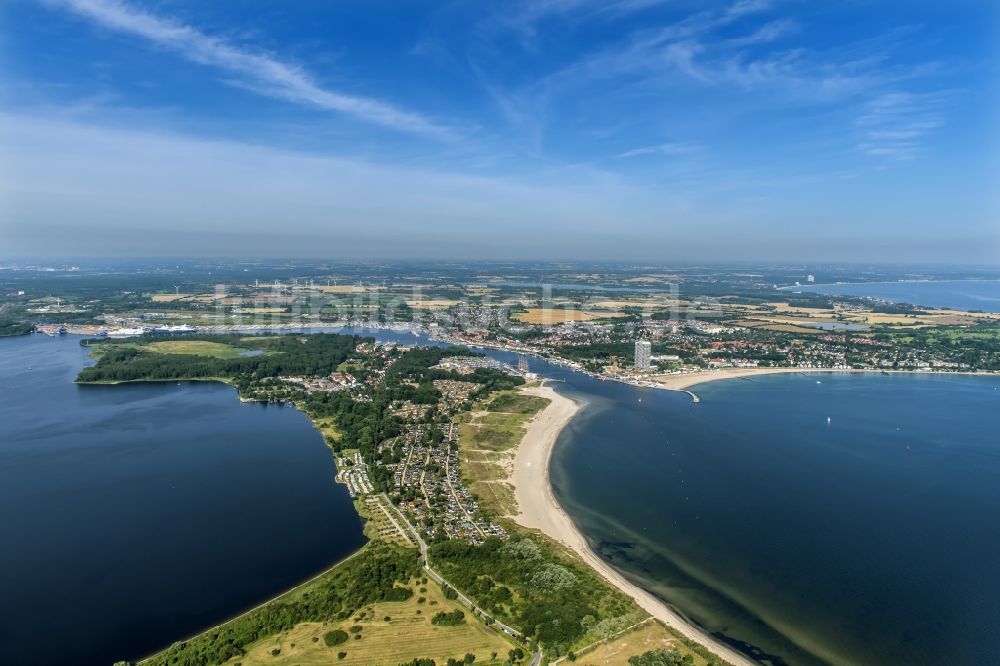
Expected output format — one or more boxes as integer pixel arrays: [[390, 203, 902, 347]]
[[106, 327, 149, 338], [152, 324, 198, 333]]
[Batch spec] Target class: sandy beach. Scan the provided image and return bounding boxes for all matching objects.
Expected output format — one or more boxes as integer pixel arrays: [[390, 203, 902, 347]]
[[509, 382, 757, 666], [646, 366, 997, 393], [650, 366, 859, 391]]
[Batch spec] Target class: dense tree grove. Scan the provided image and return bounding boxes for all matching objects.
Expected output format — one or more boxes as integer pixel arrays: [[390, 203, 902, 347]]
[[0, 318, 33, 337], [78, 333, 362, 382], [628, 648, 696, 666], [429, 537, 635, 655], [145, 544, 419, 666]]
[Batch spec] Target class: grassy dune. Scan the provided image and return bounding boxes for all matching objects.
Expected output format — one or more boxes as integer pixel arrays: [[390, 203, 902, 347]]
[[226, 576, 513, 666], [569, 620, 718, 666], [456, 389, 550, 517]]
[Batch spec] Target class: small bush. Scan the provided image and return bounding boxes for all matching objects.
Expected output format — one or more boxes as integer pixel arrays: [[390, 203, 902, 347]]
[[324, 629, 349, 647], [383, 586, 413, 602], [627, 649, 695, 666], [431, 610, 466, 626]]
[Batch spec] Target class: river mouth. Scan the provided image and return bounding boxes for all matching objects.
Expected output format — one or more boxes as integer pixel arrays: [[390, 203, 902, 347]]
[[549, 371, 1000, 666], [5, 329, 998, 666]]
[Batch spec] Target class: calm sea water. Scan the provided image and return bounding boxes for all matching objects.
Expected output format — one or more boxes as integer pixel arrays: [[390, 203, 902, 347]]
[[549, 372, 1000, 666], [4, 328, 998, 666], [348, 328, 1000, 665], [795, 280, 1000, 313], [0, 335, 365, 666]]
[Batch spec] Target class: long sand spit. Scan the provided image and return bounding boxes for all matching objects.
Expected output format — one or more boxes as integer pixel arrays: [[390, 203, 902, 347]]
[[509, 383, 757, 666], [645, 367, 998, 394]]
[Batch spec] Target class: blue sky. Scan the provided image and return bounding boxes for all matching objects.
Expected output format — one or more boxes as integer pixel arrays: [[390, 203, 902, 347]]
[[1, 0, 997, 261]]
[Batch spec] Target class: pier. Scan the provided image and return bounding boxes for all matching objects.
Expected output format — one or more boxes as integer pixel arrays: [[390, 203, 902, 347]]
[[684, 390, 700, 404]]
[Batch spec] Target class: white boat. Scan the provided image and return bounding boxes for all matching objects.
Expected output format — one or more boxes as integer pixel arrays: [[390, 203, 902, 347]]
[[107, 327, 148, 338], [153, 324, 197, 333]]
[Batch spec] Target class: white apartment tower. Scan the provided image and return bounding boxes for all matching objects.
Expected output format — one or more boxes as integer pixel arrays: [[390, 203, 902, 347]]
[[635, 340, 652, 371]]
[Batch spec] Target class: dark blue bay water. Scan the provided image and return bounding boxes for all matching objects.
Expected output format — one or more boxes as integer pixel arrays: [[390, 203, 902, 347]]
[[349, 327, 1000, 664], [4, 327, 998, 666], [0, 334, 365, 666], [795, 280, 1000, 313], [548, 372, 1000, 666]]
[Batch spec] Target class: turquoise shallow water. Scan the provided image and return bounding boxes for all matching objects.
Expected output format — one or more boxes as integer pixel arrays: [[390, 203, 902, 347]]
[[547, 371, 1000, 665]]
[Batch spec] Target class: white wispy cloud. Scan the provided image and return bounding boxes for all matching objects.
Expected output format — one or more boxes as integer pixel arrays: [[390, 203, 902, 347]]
[[726, 18, 798, 47], [539, 1, 928, 105], [617, 142, 703, 158], [498, 0, 666, 41], [46, 0, 452, 138], [537, 1, 783, 88], [855, 90, 953, 160]]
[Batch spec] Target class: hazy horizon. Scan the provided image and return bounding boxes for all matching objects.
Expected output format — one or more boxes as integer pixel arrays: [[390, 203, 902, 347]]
[[2, 0, 997, 261]]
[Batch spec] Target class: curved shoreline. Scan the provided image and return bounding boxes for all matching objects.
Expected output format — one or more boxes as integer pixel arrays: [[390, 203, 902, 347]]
[[509, 382, 757, 666], [137, 548, 367, 663], [638, 366, 998, 397]]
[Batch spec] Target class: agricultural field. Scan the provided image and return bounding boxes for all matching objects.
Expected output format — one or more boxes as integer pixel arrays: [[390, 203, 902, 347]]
[[406, 299, 461, 309], [744, 302, 1000, 330], [149, 293, 197, 302], [733, 320, 823, 334], [513, 308, 626, 324], [226, 575, 514, 666], [230, 306, 289, 314], [149, 292, 220, 303], [591, 298, 680, 310], [317, 285, 370, 293]]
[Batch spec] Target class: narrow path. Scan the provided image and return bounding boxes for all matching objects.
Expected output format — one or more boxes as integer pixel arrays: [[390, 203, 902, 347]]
[[381, 493, 535, 657], [372, 495, 413, 546], [444, 452, 486, 538]]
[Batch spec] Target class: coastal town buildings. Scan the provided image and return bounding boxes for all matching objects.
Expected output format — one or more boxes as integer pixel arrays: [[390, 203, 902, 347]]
[[635, 339, 651, 371]]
